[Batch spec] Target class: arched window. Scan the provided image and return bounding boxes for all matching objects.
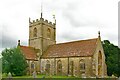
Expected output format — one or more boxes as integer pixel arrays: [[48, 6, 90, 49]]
[[47, 28, 51, 38], [45, 60, 50, 74], [98, 51, 102, 65], [69, 61, 74, 76], [33, 28, 37, 37], [31, 62, 35, 69], [79, 59, 85, 71], [98, 51, 102, 76], [57, 60, 62, 75]]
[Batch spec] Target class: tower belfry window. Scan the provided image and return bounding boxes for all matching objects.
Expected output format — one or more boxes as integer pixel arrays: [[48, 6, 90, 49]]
[[33, 28, 37, 37]]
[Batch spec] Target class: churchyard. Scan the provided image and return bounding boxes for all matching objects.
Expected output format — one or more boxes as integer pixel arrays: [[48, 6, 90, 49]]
[[2, 73, 118, 80], [2, 74, 76, 79]]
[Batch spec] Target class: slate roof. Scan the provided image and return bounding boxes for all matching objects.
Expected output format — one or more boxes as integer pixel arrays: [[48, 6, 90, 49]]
[[42, 38, 98, 58], [20, 46, 37, 60]]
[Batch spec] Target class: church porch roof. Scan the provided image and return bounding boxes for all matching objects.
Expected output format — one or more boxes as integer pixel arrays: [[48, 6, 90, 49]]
[[19, 46, 37, 60]]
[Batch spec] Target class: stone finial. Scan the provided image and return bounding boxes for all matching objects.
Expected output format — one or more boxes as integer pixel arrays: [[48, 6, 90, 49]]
[[18, 40, 20, 46], [98, 31, 101, 38], [98, 31, 101, 40]]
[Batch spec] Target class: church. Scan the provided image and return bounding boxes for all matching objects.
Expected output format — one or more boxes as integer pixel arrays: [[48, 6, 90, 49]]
[[18, 12, 107, 77]]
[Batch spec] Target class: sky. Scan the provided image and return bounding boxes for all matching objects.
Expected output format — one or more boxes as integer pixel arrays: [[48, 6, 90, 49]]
[[0, 0, 119, 55]]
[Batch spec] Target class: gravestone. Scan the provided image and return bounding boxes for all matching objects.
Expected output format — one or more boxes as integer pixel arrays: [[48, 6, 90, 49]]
[[8, 72, 12, 80], [118, 77, 120, 80], [81, 73, 86, 78], [32, 71, 36, 78]]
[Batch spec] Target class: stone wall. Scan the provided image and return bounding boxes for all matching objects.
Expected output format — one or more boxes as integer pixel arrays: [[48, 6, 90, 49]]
[[41, 57, 92, 77], [92, 38, 107, 77]]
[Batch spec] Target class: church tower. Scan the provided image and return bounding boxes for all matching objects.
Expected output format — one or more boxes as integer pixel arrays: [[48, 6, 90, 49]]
[[29, 14, 56, 55]]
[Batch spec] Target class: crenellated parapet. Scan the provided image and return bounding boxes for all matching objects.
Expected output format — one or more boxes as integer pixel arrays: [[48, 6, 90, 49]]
[[29, 17, 56, 28]]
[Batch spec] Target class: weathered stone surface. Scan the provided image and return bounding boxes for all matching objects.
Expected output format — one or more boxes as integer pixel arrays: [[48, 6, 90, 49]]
[[22, 16, 107, 77]]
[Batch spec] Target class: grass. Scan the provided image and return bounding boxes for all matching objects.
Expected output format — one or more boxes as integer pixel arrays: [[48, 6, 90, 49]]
[[2, 74, 76, 78], [3, 74, 117, 79]]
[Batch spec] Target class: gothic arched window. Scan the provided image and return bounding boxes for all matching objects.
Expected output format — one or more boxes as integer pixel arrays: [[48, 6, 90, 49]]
[[98, 51, 102, 76], [98, 51, 102, 65], [31, 62, 35, 69], [45, 60, 50, 74], [33, 27, 37, 37], [79, 59, 85, 71], [47, 28, 51, 38], [57, 60, 62, 75]]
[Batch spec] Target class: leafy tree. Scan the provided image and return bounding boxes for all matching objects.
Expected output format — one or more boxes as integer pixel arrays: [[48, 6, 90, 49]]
[[2, 47, 28, 76], [102, 40, 120, 77]]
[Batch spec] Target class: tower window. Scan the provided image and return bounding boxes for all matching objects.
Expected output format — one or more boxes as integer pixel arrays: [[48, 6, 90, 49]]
[[33, 28, 37, 37], [47, 28, 51, 38]]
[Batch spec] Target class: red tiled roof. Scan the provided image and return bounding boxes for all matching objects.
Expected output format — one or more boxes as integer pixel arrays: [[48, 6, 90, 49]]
[[20, 46, 37, 60], [42, 38, 98, 58]]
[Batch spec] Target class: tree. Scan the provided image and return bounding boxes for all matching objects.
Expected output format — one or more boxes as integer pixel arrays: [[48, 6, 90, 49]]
[[0, 57, 2, 79], [2, 47, 28, 76], [102, 40, 120, 77]]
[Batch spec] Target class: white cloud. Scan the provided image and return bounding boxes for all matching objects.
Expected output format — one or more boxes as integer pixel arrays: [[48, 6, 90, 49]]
[[0, 0, 118, 51]]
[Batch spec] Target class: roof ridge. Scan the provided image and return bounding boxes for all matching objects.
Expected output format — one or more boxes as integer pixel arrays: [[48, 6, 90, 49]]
[[54, 38, 98, 45], [20, 45, 34, 48]]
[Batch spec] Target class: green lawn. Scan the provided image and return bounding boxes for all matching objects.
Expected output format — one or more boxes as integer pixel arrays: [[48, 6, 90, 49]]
[[2, 74, 76, 78], [3, 74, 117, 79]]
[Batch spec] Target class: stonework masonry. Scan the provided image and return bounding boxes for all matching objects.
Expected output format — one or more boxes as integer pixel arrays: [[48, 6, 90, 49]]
[[29, 17, 56, 55], [20, 15, 107, 77]]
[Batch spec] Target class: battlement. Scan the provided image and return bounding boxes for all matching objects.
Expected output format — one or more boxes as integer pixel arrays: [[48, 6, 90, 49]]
[[29, 18, 55, 27]]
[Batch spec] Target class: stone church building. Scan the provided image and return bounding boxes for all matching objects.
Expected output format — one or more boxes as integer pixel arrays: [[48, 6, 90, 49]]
[[18, 13, 107, 77]]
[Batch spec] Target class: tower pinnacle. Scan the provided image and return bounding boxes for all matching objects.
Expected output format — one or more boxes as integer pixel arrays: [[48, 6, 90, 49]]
[[53, 14, 56, 25], [41, 1, 43, 18]]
